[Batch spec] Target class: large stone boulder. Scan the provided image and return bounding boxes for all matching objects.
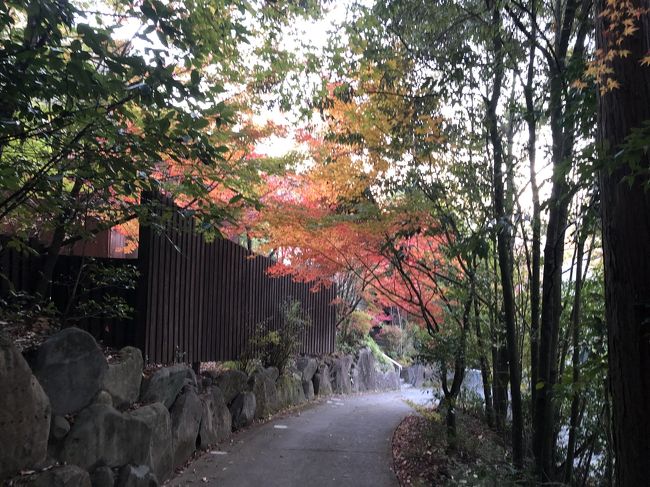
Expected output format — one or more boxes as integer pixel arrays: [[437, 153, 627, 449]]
[[90, 466, 115, 487], [264, 366, 280, 382], [295, 357, 318, 382], [302, 379, 315, 401], [139, 364, 196, 409], [31, 327, 107, 415], [275, 373, 306, 409], [198, 387, 231, 448], [460, 369, 484, 399], [116, 464, 158, 487], [60, 402, 171, 481], [425, 364, 440, 384], [408, 364, 426, 387], [0, 333, 51, 479], [129, 403, 172, 482], [354, 348, 378, 392], [377, 370, 401, 391], [61, 403, 149, 471], [49, 415, 70, 442], [169, 387, 202, 469], [249, 370, 279, 419], [312, 364, 332, 396], [212, 369, 249, 406], [229, 392, 256, 430], [330, 356, 353, 394], [103, 347, 143, 409], [13, 465, 91, 487], [400, 367, 410, 381]]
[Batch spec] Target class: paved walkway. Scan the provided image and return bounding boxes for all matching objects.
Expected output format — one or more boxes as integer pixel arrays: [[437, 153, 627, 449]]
[[168, 388, 433, 487]]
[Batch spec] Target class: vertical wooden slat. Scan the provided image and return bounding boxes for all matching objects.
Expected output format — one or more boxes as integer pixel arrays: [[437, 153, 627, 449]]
[[199, 233, 206, 361], [181, 215, 189, 361], [184, 216, 193, 362], [213, 240, 226, 359], [217, 239, 226, 360], [166, 209, 176, 363], [202, 240, 209, 361], [237, 244, 245, 354], [135, 221, 149, 362], [202, 238, 211, 362], [183, 217, 191, 362], [175, 212, 184, 361], [184, 213, 192, 361], [226, 241, 235, 360]]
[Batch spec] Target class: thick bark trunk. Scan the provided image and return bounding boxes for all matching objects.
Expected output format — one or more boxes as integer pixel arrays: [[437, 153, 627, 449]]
[[597, 2, 650, 484], [603, 379, 614, 487]]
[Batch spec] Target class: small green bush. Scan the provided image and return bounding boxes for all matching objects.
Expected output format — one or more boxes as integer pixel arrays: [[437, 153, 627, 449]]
[[376, 325, 404, 358], [240, 299, 311, 374], [337, 309, 373, 353]]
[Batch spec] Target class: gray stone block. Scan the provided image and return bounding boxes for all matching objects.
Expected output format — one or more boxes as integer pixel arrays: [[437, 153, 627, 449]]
[[103, 347, 143, 409], [31, 327, 107, 415], [0, 332, 51, 479]]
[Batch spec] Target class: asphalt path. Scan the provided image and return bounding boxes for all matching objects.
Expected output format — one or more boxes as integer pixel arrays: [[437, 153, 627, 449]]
[[168, 387, 434, 487]]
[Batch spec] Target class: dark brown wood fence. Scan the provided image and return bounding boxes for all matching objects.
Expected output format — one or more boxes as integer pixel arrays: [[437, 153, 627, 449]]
[[0, 196, 336, 363], [137, 194, 336, 363]]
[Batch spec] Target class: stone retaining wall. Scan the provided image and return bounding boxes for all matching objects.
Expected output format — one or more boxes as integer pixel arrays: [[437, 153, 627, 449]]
[[1, 327, 399, 486]]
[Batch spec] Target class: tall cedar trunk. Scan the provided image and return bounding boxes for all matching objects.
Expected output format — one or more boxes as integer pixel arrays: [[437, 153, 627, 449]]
[[603, 379, 614, 487], [597, 2, 650, 484], [487, 2, 524, 467], [564, 229, 586, 484]]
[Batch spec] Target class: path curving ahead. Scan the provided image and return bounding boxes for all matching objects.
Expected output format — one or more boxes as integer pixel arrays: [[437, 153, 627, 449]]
[[168, 388, 432, 487]]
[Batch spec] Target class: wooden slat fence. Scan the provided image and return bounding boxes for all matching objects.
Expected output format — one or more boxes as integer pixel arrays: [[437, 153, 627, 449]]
[[0, 195, 336, 363], [138, 194, 336, 363]]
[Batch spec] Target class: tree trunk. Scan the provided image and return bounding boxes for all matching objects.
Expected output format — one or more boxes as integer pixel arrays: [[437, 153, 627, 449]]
[[492, 328, 510, 433], [441, 359, 463, 441], [474, 298, 494, 428], [603, 379, 614, 487], [597, 2, 650, 484], [523, 0, 541, 414], [533, 60, 574, 481], [487, 2, 524, 466], [441, 295, 470, 442], [564, 228, 586, 484], [35, 178, 83, 299]]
